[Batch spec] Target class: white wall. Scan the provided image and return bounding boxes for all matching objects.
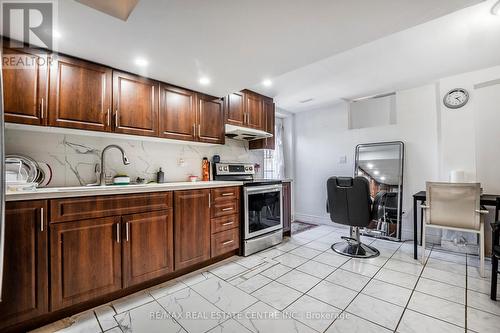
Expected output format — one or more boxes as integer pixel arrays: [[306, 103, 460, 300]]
[[292, 64, 500, 243], [293, 84, 439, 241]]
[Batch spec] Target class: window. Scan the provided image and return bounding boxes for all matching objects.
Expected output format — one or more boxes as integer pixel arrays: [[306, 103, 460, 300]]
[[263, 118, 285, 179]]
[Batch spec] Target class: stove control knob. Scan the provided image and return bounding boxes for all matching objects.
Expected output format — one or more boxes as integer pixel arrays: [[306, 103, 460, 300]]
[[248, 166, 253, 171], [223, 166, 228, 171], [218, 166, 223, 171], [244, 167, 249, 171]]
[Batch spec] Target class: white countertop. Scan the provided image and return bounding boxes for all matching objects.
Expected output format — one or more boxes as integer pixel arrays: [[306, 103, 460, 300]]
[[6, 181, 244, 201]]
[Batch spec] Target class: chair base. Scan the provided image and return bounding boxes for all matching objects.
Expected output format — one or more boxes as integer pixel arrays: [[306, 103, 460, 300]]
[[331, 241, 380, 259]]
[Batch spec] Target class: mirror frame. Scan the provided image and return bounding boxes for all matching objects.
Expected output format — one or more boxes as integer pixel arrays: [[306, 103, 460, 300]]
[[354, 141, 405, 240]]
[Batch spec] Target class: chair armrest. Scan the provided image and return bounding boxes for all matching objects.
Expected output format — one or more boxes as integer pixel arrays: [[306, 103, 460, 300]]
[[491, 220, 500, 232]]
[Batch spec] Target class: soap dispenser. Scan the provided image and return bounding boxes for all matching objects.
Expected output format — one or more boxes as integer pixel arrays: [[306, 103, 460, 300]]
[[156, 168, 165, 183]]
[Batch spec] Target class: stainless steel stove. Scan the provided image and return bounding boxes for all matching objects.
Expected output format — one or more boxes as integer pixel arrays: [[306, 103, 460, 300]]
[[213, 163, 283, 256]]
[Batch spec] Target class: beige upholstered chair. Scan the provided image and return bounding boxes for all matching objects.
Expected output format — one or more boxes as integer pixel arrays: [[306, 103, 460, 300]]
[[421, 182, 488, 277]]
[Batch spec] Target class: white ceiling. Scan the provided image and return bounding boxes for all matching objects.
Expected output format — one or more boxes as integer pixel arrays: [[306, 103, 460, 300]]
[[1, 0, 484, 98], [253, 0, 500, 112]]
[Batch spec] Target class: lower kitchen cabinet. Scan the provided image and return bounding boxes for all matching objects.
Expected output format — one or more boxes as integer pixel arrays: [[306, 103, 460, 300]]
[[122, 210, 174, 287], [282, 182, 292, 234], [174, 189, 211, 270], [50, 216, 122, 310], [0, 201, 48, 330]]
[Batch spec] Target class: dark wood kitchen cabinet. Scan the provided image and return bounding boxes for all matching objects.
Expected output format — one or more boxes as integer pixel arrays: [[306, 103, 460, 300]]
[[249, 96, 275, 150], [282, 181, 292, 235], [197, 93, 225, 144], [174, 189, 211, 270], [113, 71, 159, 137], [159, 84, 196, 141], [48, 54, 112, 131], [225, 92, 245, 126], [50, 216, 122, 310], [0, 201, 48, 330], [2, 46, 49, 126], [122, 210, 174, 288], [244, 90, 264, 130]]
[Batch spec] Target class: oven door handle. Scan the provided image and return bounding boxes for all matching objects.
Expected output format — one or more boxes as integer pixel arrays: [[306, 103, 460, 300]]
[[244, 185, 282, 195]]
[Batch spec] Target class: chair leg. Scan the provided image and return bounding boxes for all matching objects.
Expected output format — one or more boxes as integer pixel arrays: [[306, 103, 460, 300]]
[[492, 256, 498, 301], [480, 223, 485, 278], [421, 223, 426, 264]]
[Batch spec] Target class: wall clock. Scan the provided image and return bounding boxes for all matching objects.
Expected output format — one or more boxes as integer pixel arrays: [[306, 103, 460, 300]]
[[443, 88, 469, 109]]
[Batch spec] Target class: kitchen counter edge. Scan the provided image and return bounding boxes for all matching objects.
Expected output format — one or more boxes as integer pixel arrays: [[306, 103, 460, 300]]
[[5, 181, 244, 201]]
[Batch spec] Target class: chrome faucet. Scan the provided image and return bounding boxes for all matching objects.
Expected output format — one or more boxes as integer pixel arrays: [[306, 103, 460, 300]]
[[99, 144, 130, 186]]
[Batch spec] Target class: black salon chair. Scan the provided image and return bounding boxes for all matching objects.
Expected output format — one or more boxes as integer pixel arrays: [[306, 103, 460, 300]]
[[326, 176, 380, 258], [491, 197, 500, 301]]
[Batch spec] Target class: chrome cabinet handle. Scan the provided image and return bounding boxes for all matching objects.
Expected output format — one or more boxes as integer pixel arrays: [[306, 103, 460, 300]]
[[208, 193, 211, 208], [222, 207, 233, 212], [126, 222, 130, 242], [222, 221, 234, 226], [107, 108, 110, 126], [115, 110, 118, 127], [222, 240, 234, 245], [116, 223, 120, 243], [40, 98, 44, 119], [198, 124, 201, 137], [221, 193, 233, 196], [193, 123, 196, 136], [40, 207, 44, 232]]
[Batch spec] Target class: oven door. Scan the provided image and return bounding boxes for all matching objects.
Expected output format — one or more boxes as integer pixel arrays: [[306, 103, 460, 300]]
[[244, 184, 283, 239]]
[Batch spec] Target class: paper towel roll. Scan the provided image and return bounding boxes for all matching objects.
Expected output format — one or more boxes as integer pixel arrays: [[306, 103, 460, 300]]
[[450, 170, 465, 183]]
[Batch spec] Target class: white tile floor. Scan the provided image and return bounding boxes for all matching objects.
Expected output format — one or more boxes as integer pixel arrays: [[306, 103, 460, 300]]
[[32, 224, 500, 333]]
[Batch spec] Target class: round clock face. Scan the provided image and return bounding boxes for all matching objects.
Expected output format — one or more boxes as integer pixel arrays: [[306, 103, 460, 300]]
[[444, 88, 469, 109]]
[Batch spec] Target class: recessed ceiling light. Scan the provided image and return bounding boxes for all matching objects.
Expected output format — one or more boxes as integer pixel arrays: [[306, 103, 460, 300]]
[[380, 176, 386, 181], [53, 30, 62, 39], [134, 58, 148, 67], [492, 0, 500, 15], [373, 170, 380, 175], [367, 163, 374, 169], [199, 77, 210, 85], [262, 79, 272, 87]]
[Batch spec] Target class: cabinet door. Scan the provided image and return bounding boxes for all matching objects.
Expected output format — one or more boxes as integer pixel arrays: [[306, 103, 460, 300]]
[[2, 47, 48, 125], [0, 201, 48, 330], [249, 97, 275, 150], [245, 92, 264, 130], [197, 94, 224, 144], [50, 216, 122, 310], [48, 54, 112, 131], [282, 182, 292, 234], [174, 189, 211, 270], [113, 71, 159, 137], [225, 92, 245, 126], [159, 84, 196, 141], [122, 210, 174, 287]]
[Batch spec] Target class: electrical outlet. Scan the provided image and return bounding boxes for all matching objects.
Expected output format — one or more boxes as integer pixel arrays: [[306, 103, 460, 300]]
[[177, 158, 185, 167], [339, 155, 347, 164]]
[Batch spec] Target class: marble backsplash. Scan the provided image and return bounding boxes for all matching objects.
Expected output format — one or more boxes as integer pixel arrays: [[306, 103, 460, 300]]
[[5, 128, 264, 187]]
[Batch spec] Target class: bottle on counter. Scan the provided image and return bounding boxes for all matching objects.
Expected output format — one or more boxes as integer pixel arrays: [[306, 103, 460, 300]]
[[156, 167, 165, 183], [202, 157, 210, 181]]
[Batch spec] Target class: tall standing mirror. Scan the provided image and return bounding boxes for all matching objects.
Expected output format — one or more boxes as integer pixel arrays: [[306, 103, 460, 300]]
[[355, 142, 404, 240]]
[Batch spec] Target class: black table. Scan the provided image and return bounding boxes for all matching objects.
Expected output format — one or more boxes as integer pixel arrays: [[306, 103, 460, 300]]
[[413, 191, 499, 259]]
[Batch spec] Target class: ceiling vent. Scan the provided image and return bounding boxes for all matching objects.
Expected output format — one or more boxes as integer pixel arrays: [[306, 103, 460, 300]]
[[299, 98, 314, 104], [76, 0, 139, 21]]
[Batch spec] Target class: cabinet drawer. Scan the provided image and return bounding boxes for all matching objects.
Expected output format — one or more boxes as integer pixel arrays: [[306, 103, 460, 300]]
[[211, 214, 239, 234], [211, 187, 240, 203], [211, 200, 239, 218], [211, 228, 239, 257], [50, 192, 173, 222]]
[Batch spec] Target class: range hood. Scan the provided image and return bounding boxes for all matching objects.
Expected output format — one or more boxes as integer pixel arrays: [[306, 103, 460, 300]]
[[225, 124, 273, 141]]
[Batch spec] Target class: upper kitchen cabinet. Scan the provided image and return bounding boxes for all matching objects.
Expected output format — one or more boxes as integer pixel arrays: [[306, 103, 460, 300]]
[[249, 96, 275, 150], [244, 90, 265, 130], [197, 93, 225, 144], [113, 71, 159, 137], [159, 84, 196, 141], [48, 54, 112, 131], [2, 46, 48, 126], [225, 92, 245, 126]]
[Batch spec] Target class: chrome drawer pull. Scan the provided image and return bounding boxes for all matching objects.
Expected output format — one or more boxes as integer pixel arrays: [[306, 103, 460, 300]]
[[126, 222, 130, 242], [221, 193, 233, 196], [222, 207, 233, 211], [116, 223, 120, 243], [222, 221, 234, 226], [222, 240, 234, 245], [40, 207, 44, 232]]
